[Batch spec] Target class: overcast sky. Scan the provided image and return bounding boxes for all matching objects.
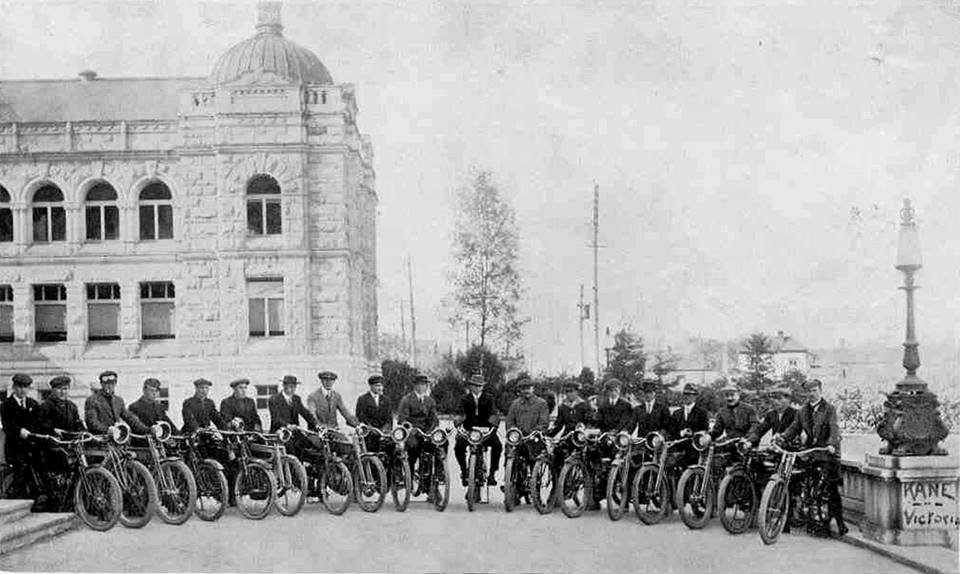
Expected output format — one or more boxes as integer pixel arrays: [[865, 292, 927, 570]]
[[2, 0, 959, 374]]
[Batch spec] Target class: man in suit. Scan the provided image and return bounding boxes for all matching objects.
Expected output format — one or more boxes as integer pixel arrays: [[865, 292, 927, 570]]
[[307, 371, 358, 458], [547, 380, 594, 437], [220, 378, 262, 432], [710, 383, 758, 440], [397, 373, 440, 487], [778, 378, 847, 536], [129, 378, 177, 430], [36, 376, 85, 476], [1, 374, 40, 497], [268, 375, 320, 458], [355, 375, 393, 453], [748, 386, 797, 446], [84, 370, 149, 435], [597, 379, 634, 433], [454, 374, 502, 487], [181, 378, 226, 433], [672, 383, 710, 438], [632, 380, 674, 438]]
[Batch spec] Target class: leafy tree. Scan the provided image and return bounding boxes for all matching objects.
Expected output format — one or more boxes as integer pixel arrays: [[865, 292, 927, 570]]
[[448, 170, 526, 354], [431, 370, 464, 415], [651, 347, 681, 384], [454, 344, 508, 413], [603, 328, 646, 385], [740, 332, 775, 399], [380, 359, 418, 411]]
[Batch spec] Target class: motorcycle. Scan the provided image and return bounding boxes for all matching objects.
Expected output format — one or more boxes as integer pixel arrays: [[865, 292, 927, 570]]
[[407, 426, 451, 512], [605, 431, 647, 521], [757, 444, 833, 545], [31, 430, 123, 531], [675, 431, 740, 529], [350, 424, 389, 512], [218, 428, 278, 520], [556, 429, 617, 518], [529, 430, 579, 515], [174, 428, 230, 521], [89, 423, 157, 528], [632, 432, 690, 525], [361, 425, 414, 512], [128, 421, 197, 525], [717, 441, 777, 534], [247, 427, 308, 517], [295, 426, 354, 515], [502, 428, 546, 512], [457, 426, 496, 512]]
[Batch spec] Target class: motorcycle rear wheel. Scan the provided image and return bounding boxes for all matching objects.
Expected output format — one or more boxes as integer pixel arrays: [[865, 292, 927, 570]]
[[718, 469, 756, 535], [355, 456, 387, 513], [74, 466, 123, 531], [275, 455, 308, 517], [605, 462, 629, 521], [156, 460, 196, 525], [193, 460, 228, 521], [235, 462, 277, 520], [758, 476, 789, 545], [677, 467, 714, 530], [431, 454, 450, 512], [391, 455, 412, 512], [529, 459, 555, 515], [633, 464, 670, 525], [320, 460, 353, 515], [557, 459, 589, 519], [118, 459, 157, 529]]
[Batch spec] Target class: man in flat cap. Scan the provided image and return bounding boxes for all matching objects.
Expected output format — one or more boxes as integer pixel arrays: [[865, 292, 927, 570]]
[[632, 380, 674, 438], [37, 376, 84, 436], [84, 370, 148, 435], [220, 378, 262, 432], [307, 371, 358, 430], [397, 373, 440, 489], [672, 383, 710, 469], [268, 375, 320, 459], [181, 378, 226, 433], [709, 382, 758, 441], [129, 378, 177, 431], [356, 375, 394, 453], [454, 373, 502, 487], [748, 386, 797, 447], [597, 379, 634, 433], [1, 374, 40, 497]]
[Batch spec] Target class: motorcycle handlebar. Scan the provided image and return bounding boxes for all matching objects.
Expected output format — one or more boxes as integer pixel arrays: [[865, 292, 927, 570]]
[[769, 444, 832, 456], [33, 431, 101, 446]]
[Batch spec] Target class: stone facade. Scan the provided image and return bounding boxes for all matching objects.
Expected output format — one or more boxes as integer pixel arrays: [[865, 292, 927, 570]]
[[0, 4, 378, 427]]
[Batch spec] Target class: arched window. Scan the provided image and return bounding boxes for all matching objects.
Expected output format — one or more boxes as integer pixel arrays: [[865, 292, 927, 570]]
[[85, 182, 119, 241], [0, 186, 11, 243], [246, 174, 281, 235], [139, 181, 173, 240], [32, 184, 66, 243]]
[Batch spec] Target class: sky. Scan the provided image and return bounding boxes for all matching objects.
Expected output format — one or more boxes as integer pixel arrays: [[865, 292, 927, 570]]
[[1, 0, 959, 374]]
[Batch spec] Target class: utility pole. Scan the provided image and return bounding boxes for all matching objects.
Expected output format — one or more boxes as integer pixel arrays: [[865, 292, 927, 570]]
[[577, 284, 587, 370], [465, 320, 470, 351], [592, 183, 601, 379], [399, 299, 406, 348], [407, 256, 417, 369]]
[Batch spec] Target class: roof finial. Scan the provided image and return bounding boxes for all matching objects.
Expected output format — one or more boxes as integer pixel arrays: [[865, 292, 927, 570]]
[[255, 1, 283, 35]]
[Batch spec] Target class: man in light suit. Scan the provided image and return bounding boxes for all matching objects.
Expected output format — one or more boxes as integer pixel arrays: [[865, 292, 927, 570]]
[[307, 371, 358, 457]]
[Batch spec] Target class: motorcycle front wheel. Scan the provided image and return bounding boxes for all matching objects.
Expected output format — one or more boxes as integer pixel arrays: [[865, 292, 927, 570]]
[[156, 459, 197, 525], [503, 457, 519, 512], [355, 455, 387, 513], [235, 462, 277, 520], [466, 452, 478, 512], [758, 476, 789, 545], [74, 466, 123, 531], [557, 459, 589, 518], [605, 461, 629, 521], [193, 460, 228, 521], [529, 459, 555, 515], [633, 464, 670, 525], [118, 459, 157, 529], [718, 469, 757, 535], [275, 455, 308, 517], [391, 455, 412, 512], [320, 460, 353, 515], [677, 467, 714, 530], [431, 454, 450, 512]]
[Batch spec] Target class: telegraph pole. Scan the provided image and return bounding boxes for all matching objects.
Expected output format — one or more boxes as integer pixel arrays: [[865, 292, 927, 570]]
[[592, 184, 601, 379], [577, 284, 587, 369], [399, 299, 407, 357], [407, 256, 417, 368]]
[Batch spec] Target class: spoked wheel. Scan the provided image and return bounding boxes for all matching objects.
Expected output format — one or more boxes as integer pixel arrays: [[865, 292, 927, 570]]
[[391, 456, 412, 512], [275, 455, 308, 517], [800, 474, 832, 537], [633, 464, 670, 525], [718, 469, 757, 534], [466, 452, 478, 512], [557, 459, 589, 518], [320, 460, 353, 515], [235, 463, 277, 520], [156, 460, 197, 525], [529, 459, 555, 515], [605, 462, 629, 521], [431, 455, 450, 512], [355, 456, 387, 513], [74, 467, 123, 531], [677, 467, 714, 530], [193, 460, 228, 521], [759, 477, 789, 545], [503, 458, 520, 512], [118, 460, 157, 529]]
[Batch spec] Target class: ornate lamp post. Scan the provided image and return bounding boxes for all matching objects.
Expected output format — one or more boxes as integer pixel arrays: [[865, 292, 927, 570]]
[[877, 199, 949, 456]]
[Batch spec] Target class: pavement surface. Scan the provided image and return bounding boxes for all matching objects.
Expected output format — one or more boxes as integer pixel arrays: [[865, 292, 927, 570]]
[[0, 481, 920, 574]]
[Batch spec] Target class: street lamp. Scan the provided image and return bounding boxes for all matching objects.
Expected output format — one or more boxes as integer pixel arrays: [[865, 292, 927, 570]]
[[877, 199, 949, 456]]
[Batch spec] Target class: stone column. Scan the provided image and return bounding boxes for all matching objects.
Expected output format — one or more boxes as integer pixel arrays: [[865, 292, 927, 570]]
[[65, 281, 86, 346], [12, 283, 32, 344], [120, 278, 140, 347]]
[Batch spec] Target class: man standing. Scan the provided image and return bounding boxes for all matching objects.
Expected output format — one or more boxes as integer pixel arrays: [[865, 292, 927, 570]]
[[748, 386, 797, 446], [129, 378, 177, 430], [778, 379, 847, 536], [84, 370, 148, 435], [710, 383, 758, 440], [1, 374, 40, 497], [397, 373, 440, 485], [356, 375, 394, 452], [307, 371, 359, 429], [268, 375, 319, 458], [597, 379, 634, 433], [182, 378, 225, 433], [220, 378, 262, 432], [37, 376, 84, 435], [454, 374, 502, 487], [632, 380, 674, 438]]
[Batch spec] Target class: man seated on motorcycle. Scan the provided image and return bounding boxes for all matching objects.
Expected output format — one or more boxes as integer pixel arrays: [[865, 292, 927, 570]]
[[775, 378, 847, 537], [454, 374, 502, 487], [672, 383, 709, 469], [397, 373, 440, 490], [710, 382, 758, 443], [84, 370, 150, 435], [597, 378, 633, 433], [220, 378, 263, 432], [505, 375, 549, 461], [747, 386, 797, 447], [631, 380, 674, 438], [306, 371, 358, 459], [1, 374, 41, 498], [129, 378, 177, 430], [36, 376, 85, 480], [267, 375, 321, 459], [355, 375, 394, 454], [547, 380, 593, 477]]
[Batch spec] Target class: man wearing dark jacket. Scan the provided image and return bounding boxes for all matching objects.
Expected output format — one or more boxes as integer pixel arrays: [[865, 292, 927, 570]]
[[84, 371, 148, 434], [356, 375, 393, 452], [1, 374, 40, 497], [268, 375, 319, 458], [129, 378, 177, 430], [710, 383, 758, 440], [672, 383, 710, 469], [596, 379, 634, 433], [181, 378, 225, 433], [632, 380, 674, 438], [36, 376, 84, 475], [220, 378, 262, 432], [397, 374, 440, 484], [548, 381, 594, 437], [454, 374, 502, 487], [748, 386, 797, 446]]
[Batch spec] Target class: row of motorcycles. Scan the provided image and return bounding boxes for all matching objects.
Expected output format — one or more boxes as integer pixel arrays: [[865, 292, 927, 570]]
[[13, 420, 834, 547]]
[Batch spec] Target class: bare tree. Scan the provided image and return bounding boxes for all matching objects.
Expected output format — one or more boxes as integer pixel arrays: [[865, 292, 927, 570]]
[[449, 170, 525, 357]]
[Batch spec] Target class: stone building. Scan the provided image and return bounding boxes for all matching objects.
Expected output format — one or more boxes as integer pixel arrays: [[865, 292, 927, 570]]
[[0, 2, 378, 427]]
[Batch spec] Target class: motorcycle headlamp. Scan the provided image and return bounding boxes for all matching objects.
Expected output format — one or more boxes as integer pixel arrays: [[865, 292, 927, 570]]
[[572, 430, 586, 448], [645, 432, 664, 451], [736, 440, 752, 456], [151, 421, 172, 442], [109, 422, 130, 445], [431, 429, 447, 445], [692, 431, 712, 452], [276, 427, 293, 443], [506, 428, 523, 446], [357, 424, 371, 438], [469, 429, 483, 444], [392, 427, 408, 442], [616, 432, 632, 449]]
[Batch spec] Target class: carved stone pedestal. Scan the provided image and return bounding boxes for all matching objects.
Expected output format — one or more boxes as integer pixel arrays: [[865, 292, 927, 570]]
[[859, 454, 959, 550]]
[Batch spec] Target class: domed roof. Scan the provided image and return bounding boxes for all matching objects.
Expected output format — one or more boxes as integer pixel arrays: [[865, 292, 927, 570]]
[[211, 3, 333, 86]]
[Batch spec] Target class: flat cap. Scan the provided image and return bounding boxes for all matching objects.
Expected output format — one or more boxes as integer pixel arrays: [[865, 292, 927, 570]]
[[317, 371, 338, 381], [99, 370, 118, 381], [768, 385, 792, 397], [142, 378, 162, 390], [603, 378, 623, 391], [515, 375, 534, 388], [720, 382, 740, 393], [229, 378, 250, 388], [193, 378, 213, 388], [413, 374, 430, 385], [367, 375, 384, 385], [49, 375, 71, 389], [682, 383, 700, 396], [641, 380, 660, 392], [802, 378, 823, 390], [467, 374, 485, 387], [11, 373, 33, 387], [562, 380, 582, 391], [282, 375, 300, 385]]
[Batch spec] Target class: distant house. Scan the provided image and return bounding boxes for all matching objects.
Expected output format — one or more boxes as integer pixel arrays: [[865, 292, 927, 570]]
[[737, 331, 818, 380]]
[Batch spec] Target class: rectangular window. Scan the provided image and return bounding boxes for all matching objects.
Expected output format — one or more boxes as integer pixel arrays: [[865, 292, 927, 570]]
[[255, 384, 278, 410], [86, 283, 121, 341], [140, 281, 175, 340], [247, 202, 263, 235], [0, 208, 12, 242], [85, 205, 119, 241], [248, 278, 284, 337], [33, 284, 66, 342], [159, 387, 169, 411], [247, 199, 282, 236], [157, 205, 173, 240], [139, 206, 155, 240], [0, 285, 12, 342], [265, 201, 282, 234]]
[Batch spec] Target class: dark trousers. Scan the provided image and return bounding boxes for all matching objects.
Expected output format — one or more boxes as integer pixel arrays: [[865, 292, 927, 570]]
[[4, 449, 41, 499], [823, 458, 846, 528], [455, 434, 502, 479]]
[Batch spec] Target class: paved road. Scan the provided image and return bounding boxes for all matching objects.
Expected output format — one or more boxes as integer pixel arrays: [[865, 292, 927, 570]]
[[2, 481, 915, 573]]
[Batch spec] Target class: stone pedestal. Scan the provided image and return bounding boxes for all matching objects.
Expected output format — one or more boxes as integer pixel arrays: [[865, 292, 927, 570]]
[[859, 454, 959, 549]]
